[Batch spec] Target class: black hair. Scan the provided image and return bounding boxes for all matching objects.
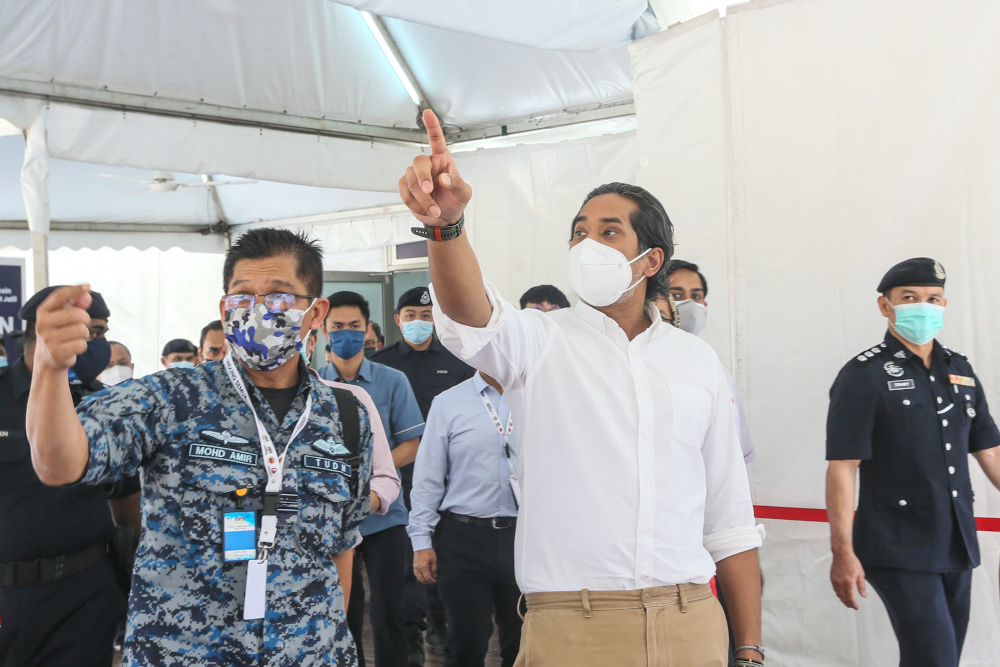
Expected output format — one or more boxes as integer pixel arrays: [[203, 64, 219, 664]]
[[223, 228, 323, 297], [519, 285, 571, 309], [572, 183, 675, 300], [327, 291, 371, 326], [371, 321, 384, 344], [667, 259, 708, 297], [199, 320, 223, 349], [108, 340, 132, 360]]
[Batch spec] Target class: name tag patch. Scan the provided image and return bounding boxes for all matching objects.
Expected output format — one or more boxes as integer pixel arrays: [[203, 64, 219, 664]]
[[188, 443, 259, 467], [303, 455, 352, 477], [887, 379, 915, 391], [949, 374, 976, 387]]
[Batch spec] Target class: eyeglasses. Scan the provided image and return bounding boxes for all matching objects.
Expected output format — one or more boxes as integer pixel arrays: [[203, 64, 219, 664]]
[[223, 293, 318, 312]]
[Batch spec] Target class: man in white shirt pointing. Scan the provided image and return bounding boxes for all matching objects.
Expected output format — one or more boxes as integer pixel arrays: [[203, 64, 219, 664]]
[[398, 110, 765, 667]]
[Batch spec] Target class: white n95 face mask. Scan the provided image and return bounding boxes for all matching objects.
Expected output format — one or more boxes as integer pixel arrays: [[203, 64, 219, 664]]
[[568, 238, 651, 308], [99, 365, 133, 386], [675, 299, 708, 336]]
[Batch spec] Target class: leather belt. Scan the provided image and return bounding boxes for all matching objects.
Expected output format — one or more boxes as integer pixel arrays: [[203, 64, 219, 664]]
[[441, 510, 517, 530], [0, 540, 108, 587]]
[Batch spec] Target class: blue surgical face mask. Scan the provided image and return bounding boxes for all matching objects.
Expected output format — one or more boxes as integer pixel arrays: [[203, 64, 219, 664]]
[[328, 329, 366, 359], [401, 320, 434, 345], [170, 361, 196, 370], [0, 357, 7, 368], [890, 302, 944, 345]]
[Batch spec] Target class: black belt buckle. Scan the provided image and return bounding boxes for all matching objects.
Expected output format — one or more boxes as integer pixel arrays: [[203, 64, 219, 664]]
[[491, 517, 514, 530]]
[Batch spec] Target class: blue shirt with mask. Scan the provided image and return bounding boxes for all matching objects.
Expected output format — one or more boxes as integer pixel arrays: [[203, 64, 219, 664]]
[[319, 357, 424, 535]]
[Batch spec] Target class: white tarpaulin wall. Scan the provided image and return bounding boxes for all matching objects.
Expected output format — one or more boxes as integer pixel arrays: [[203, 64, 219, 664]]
[[630, 0, 1000, 664]]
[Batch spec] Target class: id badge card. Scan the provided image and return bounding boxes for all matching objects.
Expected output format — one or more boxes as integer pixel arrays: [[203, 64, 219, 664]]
[[223, 510, 257, 562]]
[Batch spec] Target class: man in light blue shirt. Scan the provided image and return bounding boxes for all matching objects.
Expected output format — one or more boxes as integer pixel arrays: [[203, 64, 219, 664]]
[[320, 291, 425, 667], [409, 371, 522, 667]]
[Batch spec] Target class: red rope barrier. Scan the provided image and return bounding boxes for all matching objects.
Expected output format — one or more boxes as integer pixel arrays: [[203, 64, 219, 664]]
[[753, 505, 1000, 532]]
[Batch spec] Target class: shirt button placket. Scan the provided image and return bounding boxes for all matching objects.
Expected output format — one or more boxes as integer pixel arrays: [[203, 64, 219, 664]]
[[629, 342, 655, 585]]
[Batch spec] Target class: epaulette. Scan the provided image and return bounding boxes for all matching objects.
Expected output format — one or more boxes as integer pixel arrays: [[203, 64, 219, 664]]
[[942, 345, 967, 360], [852, 342, 888, 364]]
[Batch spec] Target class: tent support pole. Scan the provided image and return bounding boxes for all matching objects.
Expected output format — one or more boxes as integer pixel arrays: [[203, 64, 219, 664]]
[[30, 232, 49, 290]]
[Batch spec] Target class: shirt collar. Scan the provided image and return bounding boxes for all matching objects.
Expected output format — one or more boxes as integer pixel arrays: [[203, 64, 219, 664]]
[[472, 371, 489, 394], [11, 357, 31, 400], [397, 337, 442, 356], [882, 330, 945, 365], [572, 298, 662, 342]]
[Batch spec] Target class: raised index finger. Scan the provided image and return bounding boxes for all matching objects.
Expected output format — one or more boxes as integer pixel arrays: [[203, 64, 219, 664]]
[[39, 284, 92, 313], [423, 109, 450, 157]]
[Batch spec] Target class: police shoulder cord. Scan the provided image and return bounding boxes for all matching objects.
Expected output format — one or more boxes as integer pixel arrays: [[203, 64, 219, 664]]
[[477, 387, 520, 508], [224, 354, 312, 559]]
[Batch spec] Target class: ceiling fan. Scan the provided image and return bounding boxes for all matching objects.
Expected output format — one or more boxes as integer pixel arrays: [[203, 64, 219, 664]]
[[97, 171, 259, 193]]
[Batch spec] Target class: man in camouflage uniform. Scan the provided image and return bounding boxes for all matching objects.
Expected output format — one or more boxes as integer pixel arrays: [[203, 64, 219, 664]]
[[24, 229, 394, 666]]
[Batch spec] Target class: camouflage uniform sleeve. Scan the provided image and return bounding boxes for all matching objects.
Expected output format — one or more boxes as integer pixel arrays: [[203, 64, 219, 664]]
[[75, 376, 170, 486], [337, 411, 374, 553]]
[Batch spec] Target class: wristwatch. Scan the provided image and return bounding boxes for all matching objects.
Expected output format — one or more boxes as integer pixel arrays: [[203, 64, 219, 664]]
[[411, 215, 465, 242]]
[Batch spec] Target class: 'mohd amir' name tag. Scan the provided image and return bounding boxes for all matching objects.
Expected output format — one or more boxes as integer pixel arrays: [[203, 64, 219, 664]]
[[302, 455, 352, 477], [188, 443, 259, 467], [887, 379, 915, 391]]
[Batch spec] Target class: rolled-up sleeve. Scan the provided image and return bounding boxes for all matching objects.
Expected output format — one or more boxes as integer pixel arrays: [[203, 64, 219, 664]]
[[430, 280, 550, 391], [323, 381, 401, 514], [701, 363, 764, 562]]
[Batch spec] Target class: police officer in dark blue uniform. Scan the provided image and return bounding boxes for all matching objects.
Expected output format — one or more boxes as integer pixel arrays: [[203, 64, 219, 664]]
[[0, 287, 139, 667], [372, 287, 474, 663], [825, 258, 1000, 667]]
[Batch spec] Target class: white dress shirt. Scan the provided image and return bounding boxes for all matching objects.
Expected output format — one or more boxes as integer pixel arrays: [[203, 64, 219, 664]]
[[431, 281, 762, 594]]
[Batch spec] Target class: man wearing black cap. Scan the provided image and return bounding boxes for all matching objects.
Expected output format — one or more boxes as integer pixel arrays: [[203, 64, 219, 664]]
[[826, 258, 1000, 667], [0, 287, 140, 666], [161, 338, 200, 369], [372, 286, 474, 662]]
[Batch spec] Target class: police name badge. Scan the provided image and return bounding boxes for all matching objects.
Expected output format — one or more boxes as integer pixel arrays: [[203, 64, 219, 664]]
[[888, 379, 915, 391], [223, 510, 257, 561]]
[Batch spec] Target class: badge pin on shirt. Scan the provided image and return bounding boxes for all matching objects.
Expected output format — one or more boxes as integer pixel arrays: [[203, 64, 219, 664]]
[[884, 361, 905, 378]]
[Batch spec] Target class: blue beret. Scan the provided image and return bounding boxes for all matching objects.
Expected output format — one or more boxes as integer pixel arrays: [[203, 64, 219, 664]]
[[877, 257, 946, 293]]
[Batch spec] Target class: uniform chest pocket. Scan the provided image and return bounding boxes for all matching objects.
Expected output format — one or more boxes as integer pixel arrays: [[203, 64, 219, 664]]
[[0, 431, 28, 462], [668, 383, 713, 448], [875, 490, 932, 547], [179, 459, 259, 550], [297, 467, 352, 556]]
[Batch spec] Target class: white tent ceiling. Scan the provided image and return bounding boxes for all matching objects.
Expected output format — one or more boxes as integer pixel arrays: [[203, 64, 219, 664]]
[[0, 0, 731, 264]]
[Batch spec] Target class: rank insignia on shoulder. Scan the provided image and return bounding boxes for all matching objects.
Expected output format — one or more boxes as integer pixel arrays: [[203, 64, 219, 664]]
[[949, 374, 976, 387], [883, 361, 905, 378], [894, 350, 906, 359], [313, 439, 351, 457]]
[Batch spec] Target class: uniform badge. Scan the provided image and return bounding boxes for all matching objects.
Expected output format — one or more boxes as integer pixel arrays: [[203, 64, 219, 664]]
[[200, 430, 251, 447], [967, 406, 977, 418], [188, 443, 259, 467], [949, 374, 976, 387], [865, 351, 874, 358], [894, 351, 906, 359], [887, 379, 915, 391], [933, 260, 946, 280], [313, 439, 351, 457], [856, 356, 867, 362], [303, 455, 352, 477], [420, 292, 431, 305], [883, 362, 905, 378]]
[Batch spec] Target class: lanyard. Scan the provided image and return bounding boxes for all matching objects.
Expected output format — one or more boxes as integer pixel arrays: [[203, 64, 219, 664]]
[[223, 354, 312, 554], [478, 386, 519, 509]]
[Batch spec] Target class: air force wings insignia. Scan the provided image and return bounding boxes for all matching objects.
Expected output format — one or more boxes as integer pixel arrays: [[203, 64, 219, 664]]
[[200, 430, 251, 447], [312, 439, 351, 457]]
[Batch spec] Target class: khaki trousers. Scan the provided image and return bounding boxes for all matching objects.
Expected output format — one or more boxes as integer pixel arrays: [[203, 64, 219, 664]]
[[512, 583, 728, 667]]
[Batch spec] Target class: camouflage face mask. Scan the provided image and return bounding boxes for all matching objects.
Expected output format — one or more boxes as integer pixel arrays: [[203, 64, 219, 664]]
[[224, 300, 316, 371]]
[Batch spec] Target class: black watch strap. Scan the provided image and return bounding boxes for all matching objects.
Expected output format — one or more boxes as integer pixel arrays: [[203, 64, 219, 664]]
[[412, 215, 464, 242]]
